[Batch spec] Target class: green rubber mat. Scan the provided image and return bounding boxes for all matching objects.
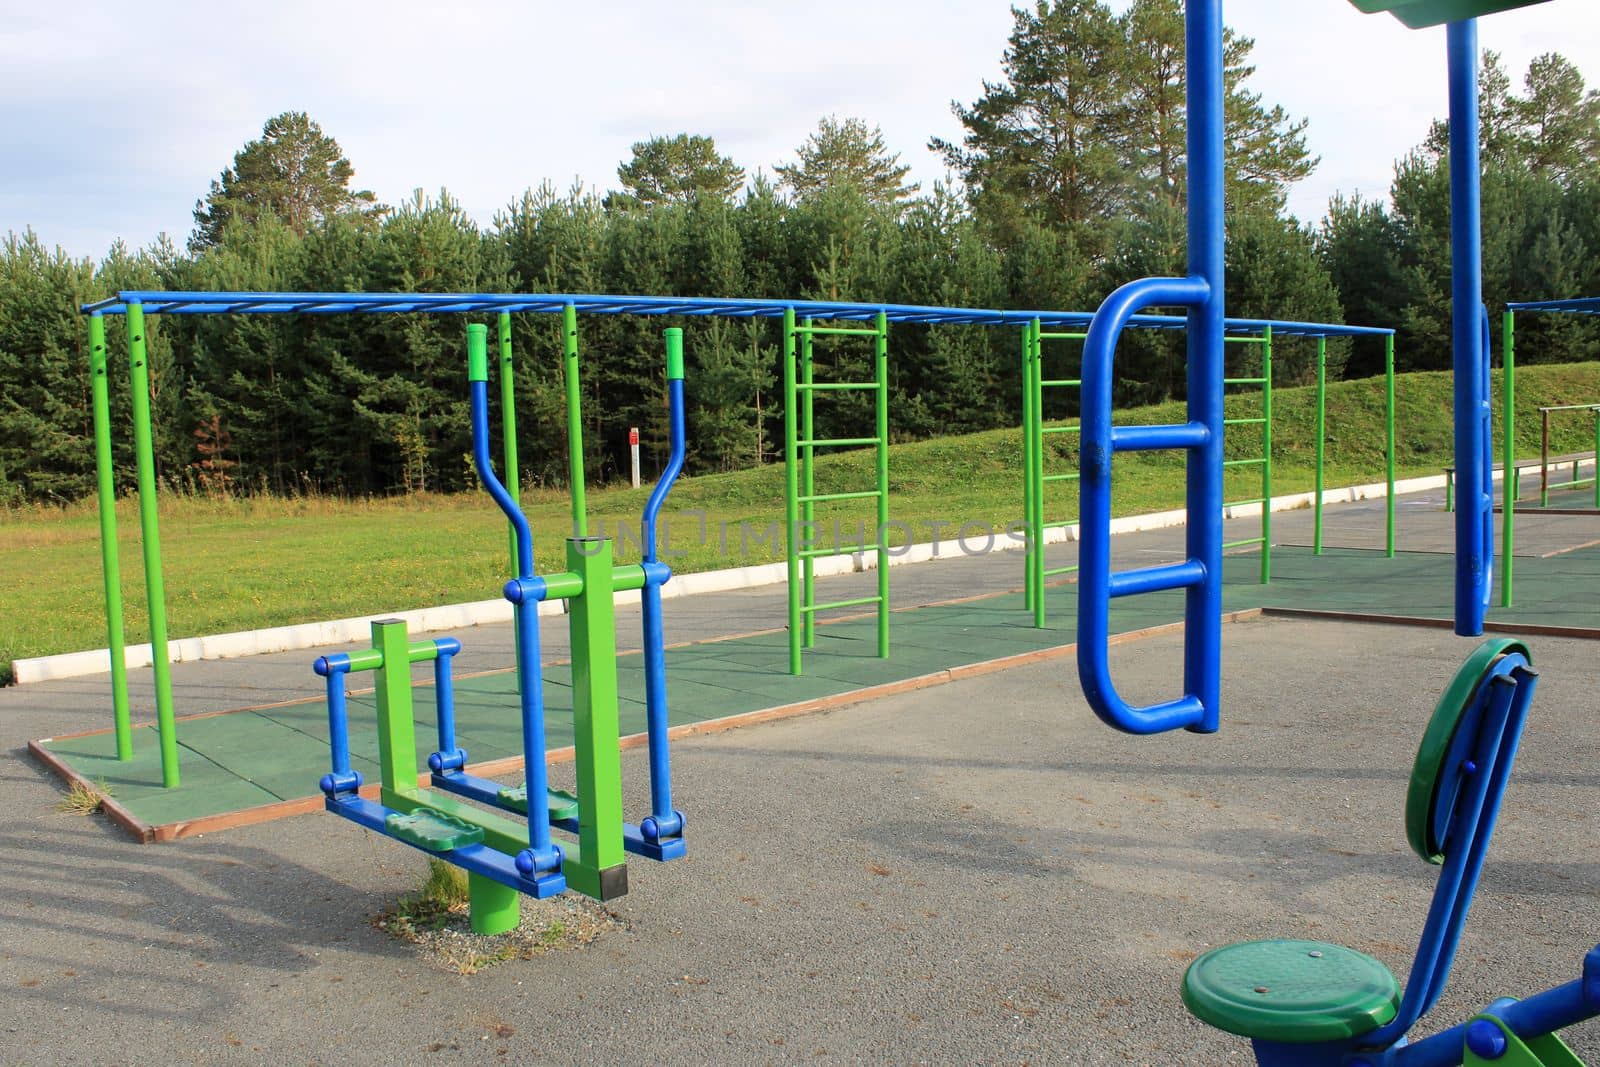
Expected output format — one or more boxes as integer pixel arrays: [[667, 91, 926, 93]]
[[36, 544, 1600, 831]]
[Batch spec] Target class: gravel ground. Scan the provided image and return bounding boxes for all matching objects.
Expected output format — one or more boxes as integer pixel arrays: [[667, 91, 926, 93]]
[[2, 614, 1597, 1065]]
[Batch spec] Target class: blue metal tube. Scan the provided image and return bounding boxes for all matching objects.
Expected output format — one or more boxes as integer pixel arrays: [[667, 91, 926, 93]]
[[1390, 973, 1596, 1067], [469, 376, 558, 873], [1113, 423, 1210, 452], [1449, 20, 1489, 636], [432, 637, 464, 770], [640, 370, 686, 838], [82, 290, 1397, 339], [315, 655, 353, 779], [1107, 560, 1206, 599], [1184, 0, 1225, 735], [1078, 274, 1211, 736]]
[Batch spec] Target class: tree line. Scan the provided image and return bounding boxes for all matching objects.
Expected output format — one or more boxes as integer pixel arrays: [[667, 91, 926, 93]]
[[2, 0, 1597, 506]]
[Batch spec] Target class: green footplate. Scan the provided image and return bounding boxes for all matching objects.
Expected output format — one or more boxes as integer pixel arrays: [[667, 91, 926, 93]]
[[1348, 0, 1554, 29], [1182, 939, 1400, 1043], [497, 784, 580, 821], [384, 808, 485, 852]]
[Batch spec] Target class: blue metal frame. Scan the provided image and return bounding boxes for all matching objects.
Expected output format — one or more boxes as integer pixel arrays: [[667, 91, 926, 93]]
[[1450, 20, 1493, 637], [77, 289, 1392, 341], [1076, 0, 1224, 735], [425, 323, 688, 866]]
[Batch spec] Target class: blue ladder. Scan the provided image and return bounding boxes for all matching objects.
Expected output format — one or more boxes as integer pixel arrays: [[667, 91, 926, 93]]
[[1075, 1, 1225, 736]]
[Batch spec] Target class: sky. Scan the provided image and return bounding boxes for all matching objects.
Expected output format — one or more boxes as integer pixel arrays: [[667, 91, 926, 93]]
[[4, 1, 1598, 261]]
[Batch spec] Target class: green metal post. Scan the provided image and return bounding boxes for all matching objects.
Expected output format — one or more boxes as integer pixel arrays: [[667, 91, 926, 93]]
[[564, 536, 627, 900], [370, 618, 420, 800], [498, 313, 520, 572], [1385, 333, 1396, 557], [1260, 326, 1273, 584], [562, 304, 587, 537], [874, 311, 890, 659], [468, 873, 520, 935], [1501, 311, 1514, 607], [126, 304, 179, 788], [1314, 337, 1326, 556], [1036, 321, 1049, 630], [1021, 322, 1036, 613], [800, 320, 816, 648], [783, 308, 801, 675], [1593, 412, 1599, 508], [89, 314, 132, 761]]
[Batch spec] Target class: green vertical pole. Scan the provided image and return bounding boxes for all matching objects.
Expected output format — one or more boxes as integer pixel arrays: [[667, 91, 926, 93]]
[[1501, 311, 1515, 608], [1313, 337, 1326, 556], [1385, 333, 1396, 558], [875, 311, 890, 660], [564, 536, 627, 900], [1021, 322, 1036, 613], [498, 313, 520, 572], [126, 304, 179, 788], [467, 873, 519, 935], [783, 308, 801, 675], [1592, 412, 1599, 508], [1260, 326, 1273, 584], [800, 319, 816, 648], [370, 618, 419, 799], [1031, 321, 1047, 628], [89, 314, 133, 762], [562, 304, 587, 537]]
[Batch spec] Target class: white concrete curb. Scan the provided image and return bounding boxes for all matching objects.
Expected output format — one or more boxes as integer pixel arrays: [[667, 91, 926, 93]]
[[10, 469, 1463, 685]]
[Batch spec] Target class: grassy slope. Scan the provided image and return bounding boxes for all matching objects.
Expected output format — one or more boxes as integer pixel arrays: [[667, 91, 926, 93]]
[[3, 362, 1597, 673]]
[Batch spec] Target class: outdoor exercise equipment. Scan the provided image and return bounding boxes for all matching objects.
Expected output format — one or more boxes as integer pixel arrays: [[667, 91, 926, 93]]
[[1221, 327, 1274, 583], [1074, 0, 1226, 735], [1184, 638, 1600, 1066], [783, 309, 890, 675], [79, 290, 1396, 780], [315, 323, 688, 913], [1022, 321, 1394, 628]]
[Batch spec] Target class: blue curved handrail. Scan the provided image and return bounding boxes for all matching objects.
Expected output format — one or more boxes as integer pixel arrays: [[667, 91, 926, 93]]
[[1077, 277, 1214, 736], [639, 330, 687, 842], [467, 325, 561, 876]]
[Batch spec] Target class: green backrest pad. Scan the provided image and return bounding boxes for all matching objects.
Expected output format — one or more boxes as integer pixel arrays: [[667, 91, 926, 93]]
[[1348, 0, 1555, 29], [1405, 638, 1532, 864]]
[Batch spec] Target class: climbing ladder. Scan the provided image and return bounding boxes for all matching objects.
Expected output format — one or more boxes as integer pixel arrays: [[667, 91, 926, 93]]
[[783, 308, 890, 675], [1022, 318, 1089, 626], [1221, 327, 1274, 584], [1074, 0, 1225, 736]]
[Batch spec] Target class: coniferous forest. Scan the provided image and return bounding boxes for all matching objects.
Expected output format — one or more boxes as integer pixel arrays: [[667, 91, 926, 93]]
[[3, 1, 1599, 505]]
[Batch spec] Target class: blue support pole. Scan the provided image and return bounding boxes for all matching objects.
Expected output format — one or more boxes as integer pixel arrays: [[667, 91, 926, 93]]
[[639, 328, 686, 843], [1448, 19, 1490, 636], [466, 325, 561, 879], [1184, 0, 1225, 732]]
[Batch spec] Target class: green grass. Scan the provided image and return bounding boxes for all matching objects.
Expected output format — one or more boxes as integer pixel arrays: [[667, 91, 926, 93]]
[[3, 361, 1597, 674]]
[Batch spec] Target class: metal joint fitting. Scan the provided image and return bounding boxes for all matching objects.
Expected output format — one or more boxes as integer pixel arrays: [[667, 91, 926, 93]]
[[319, 770, 362, 796], [640, 810, 684, 842], [427, 748, 468, 773], [642, 560, 672, 588], [514, 843, 564, 878]]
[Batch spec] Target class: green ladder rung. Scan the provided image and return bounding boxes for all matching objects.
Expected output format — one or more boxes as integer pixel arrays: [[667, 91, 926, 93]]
[[794, 324, 881, 337], [1223, 537, 1266, 549], [1043, 564, 1081, 577], [497, 784, 580, 821], [1040, 426, 1081, 435], [384, 808, 486, 852], [1223, 458, 1266, 468], [795, 382, 878, 392], [1040, 379, 1082, 387], [1224, 377, 1268, 385], [1042, 473, 1080, 483], [797, 544, 879, 560], [798, 490, 882, 503], [1038, 332, 1088, 341], [1226, 497, 1267, 508], [796, 437, 881, 448], [1224, 418, 1267, 427], [1040, 519, 1077, 531], [801, 595, 882, 614]]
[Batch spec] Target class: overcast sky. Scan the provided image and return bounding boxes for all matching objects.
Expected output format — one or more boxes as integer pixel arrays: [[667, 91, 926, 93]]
[[5, 1, 1598, 261]]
